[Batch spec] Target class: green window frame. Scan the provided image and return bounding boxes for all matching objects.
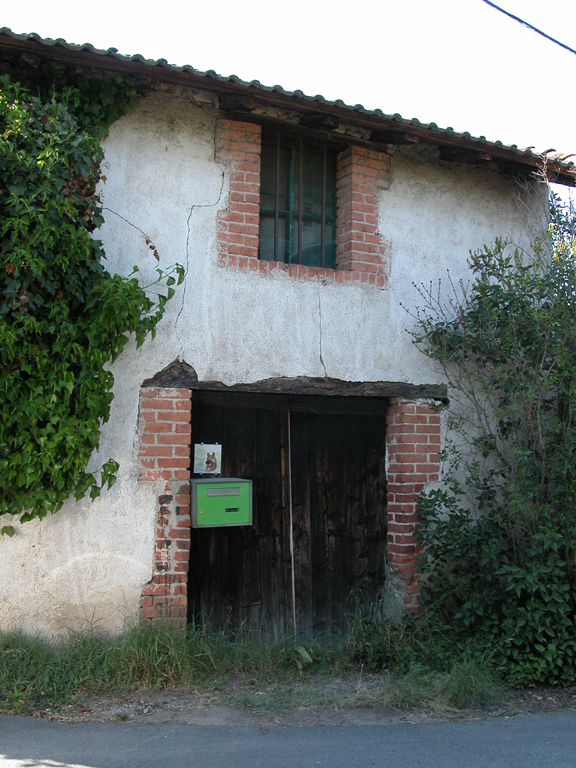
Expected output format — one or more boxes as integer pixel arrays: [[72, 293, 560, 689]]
[[258, 132, 337, 269]]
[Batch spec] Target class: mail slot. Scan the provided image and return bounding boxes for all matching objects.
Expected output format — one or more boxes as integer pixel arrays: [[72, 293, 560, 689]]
[[191, 478, 253, 528]]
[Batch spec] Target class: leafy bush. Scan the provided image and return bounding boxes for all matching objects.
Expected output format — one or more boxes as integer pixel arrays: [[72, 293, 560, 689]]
[[0, 73, 182, 528], [412, 194, 576, 685]]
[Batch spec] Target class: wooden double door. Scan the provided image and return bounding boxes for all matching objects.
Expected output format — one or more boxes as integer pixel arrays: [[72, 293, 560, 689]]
[[187, 391, 388, 638]]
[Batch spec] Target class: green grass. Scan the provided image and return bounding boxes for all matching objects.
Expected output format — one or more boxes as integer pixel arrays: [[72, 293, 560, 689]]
[[0, 623, 341, 714], [0, 619, 507, 716], [210, 664, 506, 715]]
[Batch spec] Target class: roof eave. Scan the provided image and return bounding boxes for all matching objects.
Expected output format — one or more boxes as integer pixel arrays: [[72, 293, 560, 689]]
[[1, 30, 574, 186]]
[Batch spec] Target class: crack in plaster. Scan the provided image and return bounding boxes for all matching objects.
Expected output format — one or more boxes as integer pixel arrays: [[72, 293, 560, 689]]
[[175, 171, 225, 359], [91, 206, 165, 485], [317, 284, 328, 378], [102, 208, 161, 258]]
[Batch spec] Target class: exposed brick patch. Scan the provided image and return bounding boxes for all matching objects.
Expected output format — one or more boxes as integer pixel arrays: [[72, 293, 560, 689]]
[[216, 125, 390, 289], [138, 387, 192, 626], [237, 259, 388, 288], [216, 120, 262, 267], [336, 146, 390, 282], [386, 398, 443, 613]]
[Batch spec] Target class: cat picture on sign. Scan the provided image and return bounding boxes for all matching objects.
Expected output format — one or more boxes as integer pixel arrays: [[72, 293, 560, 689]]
[[193, 443, 222, 475]]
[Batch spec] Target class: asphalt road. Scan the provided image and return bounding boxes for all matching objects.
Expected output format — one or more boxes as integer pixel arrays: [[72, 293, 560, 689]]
[[1, 711, 575, 768]]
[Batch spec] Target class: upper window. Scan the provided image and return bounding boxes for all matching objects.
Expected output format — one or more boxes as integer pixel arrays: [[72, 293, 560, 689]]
[[259, 132, 337, 269]]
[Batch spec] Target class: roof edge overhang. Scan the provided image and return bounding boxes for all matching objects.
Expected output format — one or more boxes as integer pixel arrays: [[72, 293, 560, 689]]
[[1, 29, 574, 186]]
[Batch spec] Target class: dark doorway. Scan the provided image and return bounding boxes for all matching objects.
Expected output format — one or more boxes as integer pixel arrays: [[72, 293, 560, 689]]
[[187, 390, 387, 639]]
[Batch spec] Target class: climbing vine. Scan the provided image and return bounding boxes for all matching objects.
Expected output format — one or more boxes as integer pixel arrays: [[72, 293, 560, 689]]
[[412, 197, 576, 685], [0, 73, 183, 531]]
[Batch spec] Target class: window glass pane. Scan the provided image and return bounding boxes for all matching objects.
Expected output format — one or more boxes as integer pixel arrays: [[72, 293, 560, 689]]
[[288, 218, 299, 264], [259, 134, 338, 267], [325, 152, 337, 222], [277, 216, 288, 263], [259, 215, 290, 262], [301, 222, 322, 267], [302, 145, 323, 221], [324, 151, 337, 269], [258, 215, 275, 261], [290, 142, 299, 221], [278, 143, 293, 219], [260, 142, 276, 214], [301, 144, 324, 266], [324, 223, 336, 269]]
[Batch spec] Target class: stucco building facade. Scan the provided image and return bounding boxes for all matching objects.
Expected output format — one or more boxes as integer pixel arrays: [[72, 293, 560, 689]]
[[1, 29, 574, 637]]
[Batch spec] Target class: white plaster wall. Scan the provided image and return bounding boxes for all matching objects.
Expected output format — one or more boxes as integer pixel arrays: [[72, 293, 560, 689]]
[[0, 88, 547, 636]]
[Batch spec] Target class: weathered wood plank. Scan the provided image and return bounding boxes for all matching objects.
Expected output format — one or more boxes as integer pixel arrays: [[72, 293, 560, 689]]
[[142, 361, 447, 402], [290, 411, 314, 639], [309, 413, 330, 635], [279, 410, 296, 638], [187, 398, 388, 638], [257, 409, 286, 639]]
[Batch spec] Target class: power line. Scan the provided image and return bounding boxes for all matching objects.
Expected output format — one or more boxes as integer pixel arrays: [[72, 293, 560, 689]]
[[480, 0, 576, 56]]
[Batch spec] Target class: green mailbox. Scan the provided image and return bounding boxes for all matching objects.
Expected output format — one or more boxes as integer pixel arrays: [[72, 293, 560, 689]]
[[191, 478, 253, 528]]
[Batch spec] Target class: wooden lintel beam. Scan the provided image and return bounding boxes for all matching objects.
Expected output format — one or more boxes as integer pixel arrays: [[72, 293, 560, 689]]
[[142, 361, 448, 402], [370, 130, 419, 145], [299, 113, 340, 130], [439, 147, 493, 164]]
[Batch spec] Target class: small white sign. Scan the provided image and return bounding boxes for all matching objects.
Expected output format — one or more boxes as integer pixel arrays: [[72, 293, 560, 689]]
[[193, 444, 222, 474]]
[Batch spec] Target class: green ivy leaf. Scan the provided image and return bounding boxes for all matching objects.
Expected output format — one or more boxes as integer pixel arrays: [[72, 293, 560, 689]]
[[0, 74, 181, 526]]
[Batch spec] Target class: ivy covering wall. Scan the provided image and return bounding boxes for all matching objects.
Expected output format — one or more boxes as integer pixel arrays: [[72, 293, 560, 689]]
[[0, 72, 182, 532]]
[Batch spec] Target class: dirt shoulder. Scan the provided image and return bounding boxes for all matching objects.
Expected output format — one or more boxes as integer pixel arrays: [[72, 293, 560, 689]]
[[35, 675, 576, 727]]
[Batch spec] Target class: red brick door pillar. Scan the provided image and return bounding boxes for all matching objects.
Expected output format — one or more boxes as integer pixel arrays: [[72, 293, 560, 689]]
[[138, 387, 192, 626], [386, 399, 442, 612]]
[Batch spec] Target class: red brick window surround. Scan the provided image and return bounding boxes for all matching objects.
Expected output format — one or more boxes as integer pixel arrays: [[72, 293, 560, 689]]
[[216, 119, 391, 288], [336, 146, 390, 287], [138, 387, 192, 626], [216, 120, 262, 271]]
